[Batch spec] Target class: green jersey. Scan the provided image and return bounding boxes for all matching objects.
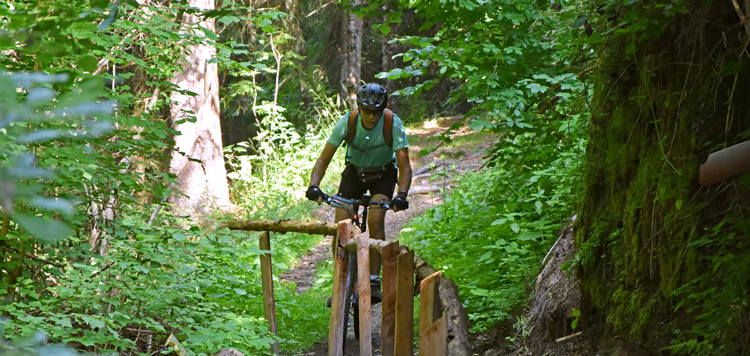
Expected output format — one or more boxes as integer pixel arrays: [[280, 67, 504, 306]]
[[327, 111, 409, 168]]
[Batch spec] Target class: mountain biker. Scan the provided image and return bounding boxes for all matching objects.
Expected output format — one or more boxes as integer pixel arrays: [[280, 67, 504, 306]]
[[306, 83, 412, 304]]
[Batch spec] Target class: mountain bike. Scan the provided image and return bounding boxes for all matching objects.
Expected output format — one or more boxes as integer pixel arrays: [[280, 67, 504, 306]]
[[322, 192, 392, 347]]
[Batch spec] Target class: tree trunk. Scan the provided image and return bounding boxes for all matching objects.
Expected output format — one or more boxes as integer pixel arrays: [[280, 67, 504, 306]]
[[168, 0, 230, 216], [381, 6, 397, 112], [339, 0, 362, 109]]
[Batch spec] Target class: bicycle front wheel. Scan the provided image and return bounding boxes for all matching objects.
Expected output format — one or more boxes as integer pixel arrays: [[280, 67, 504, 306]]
[[342, 251, 359, 348]]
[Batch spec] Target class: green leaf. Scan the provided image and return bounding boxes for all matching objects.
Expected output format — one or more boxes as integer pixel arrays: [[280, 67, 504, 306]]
[[233, 288, 247, 296], [510, 223, 520, 233], [56, 317, 73, 328], [173, 233, 187, 241], [77, 55, 99, 72], [14, 213, 73, 243], [82, 316, 105, 330], [491, 218, 506, 226], [469, 288, 489, 296], [200, 26, 218, 41], [30, 197, 75, 215], [517, 232, 543, 241]]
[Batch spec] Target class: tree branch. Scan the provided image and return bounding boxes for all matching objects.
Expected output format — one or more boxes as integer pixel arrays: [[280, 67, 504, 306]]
[[24, 253, 65, 268]]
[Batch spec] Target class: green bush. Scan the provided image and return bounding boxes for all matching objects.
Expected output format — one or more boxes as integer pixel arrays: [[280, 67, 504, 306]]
[[401, 115, 586, 332]]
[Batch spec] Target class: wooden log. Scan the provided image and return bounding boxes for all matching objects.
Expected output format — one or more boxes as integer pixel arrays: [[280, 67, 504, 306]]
[[328, 221, 352, 356], [699, 139, 750, 186], [413, 163, 440, 176], [394, 249, 415, 356], [259, 231, 279, 355], [419, 271, 442, 334], [344, 237, 392, 253], [381, 241, 400, 356], [418, 315, 447, 356], [410, 185, 449, 195], [555, 331, 582, 343], [408, 249, 472, 356], [358, 233, 372, 356], [225, 219, 338, 235]]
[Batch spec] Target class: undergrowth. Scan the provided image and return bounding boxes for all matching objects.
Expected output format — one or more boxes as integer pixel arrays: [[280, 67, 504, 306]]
[[221, 93, 347, 352], [400, 114, 587, 332]]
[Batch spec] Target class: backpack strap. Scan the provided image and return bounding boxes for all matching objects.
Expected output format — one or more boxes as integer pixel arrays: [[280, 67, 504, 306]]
[[383, 109, 393, 147], [345, 109, 394, 148], [345, 110, 358, 147]]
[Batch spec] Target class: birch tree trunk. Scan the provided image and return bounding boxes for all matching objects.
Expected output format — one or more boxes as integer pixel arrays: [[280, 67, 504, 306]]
[[339, 0, 362, 109], [168, 0, 231, 216]]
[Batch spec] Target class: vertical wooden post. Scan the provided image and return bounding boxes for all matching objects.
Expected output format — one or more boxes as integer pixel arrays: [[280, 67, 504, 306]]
[[394, 249, 414, 356], [418, 271, 444, 356], [418, 271, 442, 333], [259, 231, 279, 355], [328, 220, 352, 356], [380, 241, 400, 356], [417, 316, 447, 356], [358, 233, 372, 356]]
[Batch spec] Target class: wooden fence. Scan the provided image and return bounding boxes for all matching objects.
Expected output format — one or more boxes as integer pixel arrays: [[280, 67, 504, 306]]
[[225, 219, 471, 356]]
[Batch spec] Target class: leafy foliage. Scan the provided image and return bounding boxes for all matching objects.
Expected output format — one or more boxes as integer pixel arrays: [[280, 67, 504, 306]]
[[401, 111, 587, 331], [0, 0, 287, 353]]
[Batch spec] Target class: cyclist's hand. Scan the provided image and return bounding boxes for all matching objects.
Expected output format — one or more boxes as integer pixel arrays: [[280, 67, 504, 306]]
[[306, 185, 326, 203], [392, 195, 409, 211]]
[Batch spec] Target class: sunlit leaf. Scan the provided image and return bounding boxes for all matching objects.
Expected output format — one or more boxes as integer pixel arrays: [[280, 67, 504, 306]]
[[510, 223, 520, 233]]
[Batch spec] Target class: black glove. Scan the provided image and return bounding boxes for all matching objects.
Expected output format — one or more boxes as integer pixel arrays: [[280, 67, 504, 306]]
[[392, 195, 409, 211], [306, 185, 326, 202]]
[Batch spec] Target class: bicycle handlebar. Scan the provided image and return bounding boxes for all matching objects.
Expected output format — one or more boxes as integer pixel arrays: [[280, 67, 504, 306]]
[[321, 193, 392, 211]]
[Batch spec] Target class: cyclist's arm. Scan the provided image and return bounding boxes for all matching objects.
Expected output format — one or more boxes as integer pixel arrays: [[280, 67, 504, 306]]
[[395, 147, 412, 195], [309, 142, 339, 187]]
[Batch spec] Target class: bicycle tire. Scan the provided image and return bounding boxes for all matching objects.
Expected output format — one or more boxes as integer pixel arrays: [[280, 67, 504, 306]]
[[353, 299, 360, 339], [342, 251, 358, 349]]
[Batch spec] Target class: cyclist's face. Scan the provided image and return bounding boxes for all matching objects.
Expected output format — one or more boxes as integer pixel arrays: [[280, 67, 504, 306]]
[[359, 107, 382, 127]]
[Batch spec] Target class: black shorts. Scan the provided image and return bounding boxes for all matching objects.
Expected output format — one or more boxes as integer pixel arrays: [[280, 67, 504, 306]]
[[337, 163, 398, 200]]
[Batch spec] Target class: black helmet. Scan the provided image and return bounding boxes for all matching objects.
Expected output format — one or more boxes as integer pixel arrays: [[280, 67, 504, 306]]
[[356, 83, 388, 110]]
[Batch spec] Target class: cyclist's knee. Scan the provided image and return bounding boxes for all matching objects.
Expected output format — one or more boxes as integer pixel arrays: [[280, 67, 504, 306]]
[[371, 193, 391, 203], [335, 208, 348, 223]]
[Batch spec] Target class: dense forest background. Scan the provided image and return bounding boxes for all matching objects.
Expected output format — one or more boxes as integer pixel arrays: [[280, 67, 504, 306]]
[[1, 0, 750, 355]]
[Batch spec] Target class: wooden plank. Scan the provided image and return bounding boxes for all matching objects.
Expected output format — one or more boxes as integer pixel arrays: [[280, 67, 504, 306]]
[[380, 241, 400, 356], [418, 271, 442, 334], [418, 315, 447, 356], [394, 249, 415, 356], [358, 233, 372, 356], [412, 253, 472, 355], [328, 220, 352, 356], [259, 231, 280, 355]]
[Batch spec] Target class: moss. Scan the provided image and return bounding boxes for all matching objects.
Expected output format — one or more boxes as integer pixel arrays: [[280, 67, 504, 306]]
[[574, 1, 750, 354]]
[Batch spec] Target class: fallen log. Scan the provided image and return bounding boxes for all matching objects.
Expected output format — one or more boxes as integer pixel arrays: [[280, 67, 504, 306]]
[[224, 220, 338, 235], [410, 185, 450, 194], [555, 331, 582, 343], [413, 163, 441, 176]]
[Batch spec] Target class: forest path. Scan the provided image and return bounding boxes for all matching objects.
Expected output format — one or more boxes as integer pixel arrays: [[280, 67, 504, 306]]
[[281, 117, 496, 356]]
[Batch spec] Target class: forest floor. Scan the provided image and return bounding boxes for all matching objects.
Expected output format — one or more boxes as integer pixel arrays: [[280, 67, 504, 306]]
[[279, 116, 492, 356]]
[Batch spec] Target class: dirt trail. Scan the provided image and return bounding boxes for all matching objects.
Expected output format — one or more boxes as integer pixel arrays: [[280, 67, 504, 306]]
[[280, 117, 495, 356]]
